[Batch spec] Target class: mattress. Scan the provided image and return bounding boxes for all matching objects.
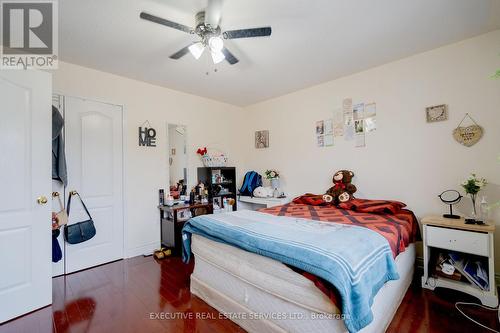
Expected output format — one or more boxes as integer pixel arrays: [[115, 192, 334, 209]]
[[191, 234, 415, 333]]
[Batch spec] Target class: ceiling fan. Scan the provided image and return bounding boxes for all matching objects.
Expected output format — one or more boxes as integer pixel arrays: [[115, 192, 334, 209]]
[[140, 0, 272, 65]]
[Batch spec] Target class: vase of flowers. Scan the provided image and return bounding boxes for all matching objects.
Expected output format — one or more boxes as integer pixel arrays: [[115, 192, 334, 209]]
[[265, 169, 280, 197], [461, 173, 487, 219]]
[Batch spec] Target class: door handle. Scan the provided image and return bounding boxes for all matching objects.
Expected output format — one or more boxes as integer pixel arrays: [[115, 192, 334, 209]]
[[37, 196, 48, 205]]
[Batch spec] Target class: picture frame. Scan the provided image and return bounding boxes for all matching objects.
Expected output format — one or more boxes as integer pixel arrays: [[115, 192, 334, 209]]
[[213, 196, 222, 208], [426, 104, 448, 123], [315, 120, 324, 135], [255, 130, 269, 148]]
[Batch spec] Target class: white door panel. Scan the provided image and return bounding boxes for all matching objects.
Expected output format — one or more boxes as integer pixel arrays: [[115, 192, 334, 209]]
[[64, 97, 123, 273], [0, 70, 52, 323]]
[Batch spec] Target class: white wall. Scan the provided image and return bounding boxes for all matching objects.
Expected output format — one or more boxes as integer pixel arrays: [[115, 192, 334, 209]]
[[244, 30, 500, 266], [52, 30, 500, 268], [52, 61, 245, 257]]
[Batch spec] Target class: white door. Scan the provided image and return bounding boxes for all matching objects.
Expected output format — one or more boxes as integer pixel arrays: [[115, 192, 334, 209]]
[[64, 97, 124, 273], [0, 70, 52, 323]]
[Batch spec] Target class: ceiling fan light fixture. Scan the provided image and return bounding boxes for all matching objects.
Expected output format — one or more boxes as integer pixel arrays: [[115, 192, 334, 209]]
[[208, 36, 224, 52], [188, 42, 205, 59], [211, 49, 225, 64]]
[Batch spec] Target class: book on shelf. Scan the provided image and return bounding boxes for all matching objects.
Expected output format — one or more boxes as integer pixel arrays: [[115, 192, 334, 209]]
[[448, 252, 489, 290]]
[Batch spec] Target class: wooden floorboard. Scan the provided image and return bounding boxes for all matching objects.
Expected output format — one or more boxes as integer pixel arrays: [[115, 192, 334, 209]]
[[1, 256, 498, 333]]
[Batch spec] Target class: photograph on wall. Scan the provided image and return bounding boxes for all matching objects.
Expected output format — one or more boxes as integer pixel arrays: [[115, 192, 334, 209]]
[[355, 132, 366, 147], [353, 103, 365, 120], [255, 130, 270, 148], [316, 120, 325, 135], [426, 104, 448, 123], [354, 119, 365, 147], [333, 108, 344, 137], [365, 117, 377, 132], [343, 98, 353, 124], [365, 103, 376, 118], [317, 135, 324, 147], [343, 98, 354, 141], [364, 102, 377, 132], [324, 119, 333, 135], [354, 119, 364, 133], [324, 134, 334, 147]]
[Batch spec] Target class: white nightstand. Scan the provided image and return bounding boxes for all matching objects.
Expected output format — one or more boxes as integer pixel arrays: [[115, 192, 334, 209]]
[[237, 196, 289, 211], [421, 215, 498, 307]]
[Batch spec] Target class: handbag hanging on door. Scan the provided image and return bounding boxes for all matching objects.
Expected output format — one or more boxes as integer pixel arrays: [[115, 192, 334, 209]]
[[65, 191, 96, 244]]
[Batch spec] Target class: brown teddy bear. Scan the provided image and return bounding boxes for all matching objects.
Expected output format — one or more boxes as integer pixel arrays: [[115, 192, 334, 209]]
[[326, 170, 357, 205]]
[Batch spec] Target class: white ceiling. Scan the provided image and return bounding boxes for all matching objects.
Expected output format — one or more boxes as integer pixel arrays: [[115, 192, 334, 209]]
[[59, 0, 500, 106]]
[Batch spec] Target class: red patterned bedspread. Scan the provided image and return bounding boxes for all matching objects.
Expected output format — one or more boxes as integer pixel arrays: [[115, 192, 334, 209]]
[[258, 202, 420, 307], [260, 202, 419, 258]]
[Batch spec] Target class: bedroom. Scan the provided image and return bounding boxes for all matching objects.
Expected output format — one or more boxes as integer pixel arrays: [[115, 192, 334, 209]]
[[0, 0, 499, 332]]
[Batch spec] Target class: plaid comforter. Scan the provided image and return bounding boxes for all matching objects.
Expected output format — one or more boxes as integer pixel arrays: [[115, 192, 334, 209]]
[[260, 202, 419, 258], [259, 202, 419, 309]]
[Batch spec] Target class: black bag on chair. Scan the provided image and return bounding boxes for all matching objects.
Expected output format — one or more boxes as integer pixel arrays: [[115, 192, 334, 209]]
[[64, 192, 96, 244]]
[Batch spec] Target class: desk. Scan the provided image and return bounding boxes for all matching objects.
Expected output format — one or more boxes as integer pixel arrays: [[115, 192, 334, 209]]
[[158, 203, 212, 255]]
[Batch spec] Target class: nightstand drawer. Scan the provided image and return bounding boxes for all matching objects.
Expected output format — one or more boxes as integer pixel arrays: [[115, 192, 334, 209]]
[[426, 226, 489, 256]]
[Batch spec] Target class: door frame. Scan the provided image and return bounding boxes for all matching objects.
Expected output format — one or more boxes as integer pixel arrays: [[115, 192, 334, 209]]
[[53, 91, 128, 265]]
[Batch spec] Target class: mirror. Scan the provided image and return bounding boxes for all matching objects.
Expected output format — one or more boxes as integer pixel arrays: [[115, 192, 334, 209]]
[[438, 190, 462, 219], [167, 124, 187, 200]]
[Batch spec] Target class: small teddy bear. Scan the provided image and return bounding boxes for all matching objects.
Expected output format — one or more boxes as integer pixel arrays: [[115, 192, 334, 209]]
[[325, 170, 357, 205]]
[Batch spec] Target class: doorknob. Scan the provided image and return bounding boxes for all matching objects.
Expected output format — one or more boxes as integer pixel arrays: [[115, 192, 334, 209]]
[[36, 196, 48, 205]]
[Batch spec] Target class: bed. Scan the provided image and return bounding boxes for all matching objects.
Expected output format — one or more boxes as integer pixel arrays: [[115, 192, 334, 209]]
[[183, 200, 419, 333]]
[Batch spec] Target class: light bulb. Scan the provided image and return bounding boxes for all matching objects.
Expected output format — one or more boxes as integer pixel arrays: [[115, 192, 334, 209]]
[[188, 42, 205, 59], [208, 36, 224, 52], [211, 50, 225, 64]]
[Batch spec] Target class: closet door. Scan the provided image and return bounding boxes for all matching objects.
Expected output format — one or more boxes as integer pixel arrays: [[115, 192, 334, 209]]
[[64, 97, 124, 273], [0, 70, 52, 323]]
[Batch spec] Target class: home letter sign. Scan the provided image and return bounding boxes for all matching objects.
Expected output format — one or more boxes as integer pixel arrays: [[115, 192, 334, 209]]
[[138, 127, 156, 147]]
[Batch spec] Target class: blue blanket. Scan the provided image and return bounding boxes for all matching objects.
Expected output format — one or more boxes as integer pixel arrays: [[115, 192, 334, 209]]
[[182, 210, 399, 332]]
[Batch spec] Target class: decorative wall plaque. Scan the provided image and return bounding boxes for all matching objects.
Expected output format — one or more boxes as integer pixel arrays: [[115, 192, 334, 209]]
[[426, 104, 448, 122], [139, 125, 156, 147], [453, 113, 483, 147]]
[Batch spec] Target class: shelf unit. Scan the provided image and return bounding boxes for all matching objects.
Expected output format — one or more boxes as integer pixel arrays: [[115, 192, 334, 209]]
[[197, 167, 237, 211]]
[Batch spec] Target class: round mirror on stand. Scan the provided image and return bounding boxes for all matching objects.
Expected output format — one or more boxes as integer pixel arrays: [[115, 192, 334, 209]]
[[438, 190, 462, 219]]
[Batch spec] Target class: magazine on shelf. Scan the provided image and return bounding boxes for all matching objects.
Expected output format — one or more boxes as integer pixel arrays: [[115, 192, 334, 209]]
[[448, 252, 489, 290]]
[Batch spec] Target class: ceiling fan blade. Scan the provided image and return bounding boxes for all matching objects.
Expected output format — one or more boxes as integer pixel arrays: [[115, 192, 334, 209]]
[[223, 27, 271, 39], [169, 44, 193, 59], [140, 12, 193, 34], [221, 47, 239, 65], [205, 0, 223, 28]]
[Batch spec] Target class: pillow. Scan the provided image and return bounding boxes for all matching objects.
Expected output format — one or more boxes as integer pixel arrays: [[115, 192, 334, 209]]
[[292, 194, 332, 206], [338, 199, 406, 214]]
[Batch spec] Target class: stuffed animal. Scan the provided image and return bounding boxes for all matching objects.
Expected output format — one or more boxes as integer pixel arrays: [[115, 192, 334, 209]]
[[253, 186, 274, 198], [326, 170, 357, 204]]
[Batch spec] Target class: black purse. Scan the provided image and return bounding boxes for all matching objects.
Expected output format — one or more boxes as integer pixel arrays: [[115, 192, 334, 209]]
[[64, 191, 96, 244]]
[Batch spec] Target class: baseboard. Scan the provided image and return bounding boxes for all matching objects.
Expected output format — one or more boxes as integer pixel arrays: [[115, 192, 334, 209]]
[[126, 241, 158, 258], [416, 256, 423, 270]]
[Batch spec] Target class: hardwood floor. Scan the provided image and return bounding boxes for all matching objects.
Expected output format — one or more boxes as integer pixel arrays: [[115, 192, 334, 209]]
[[0, 256, 498, 333]]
